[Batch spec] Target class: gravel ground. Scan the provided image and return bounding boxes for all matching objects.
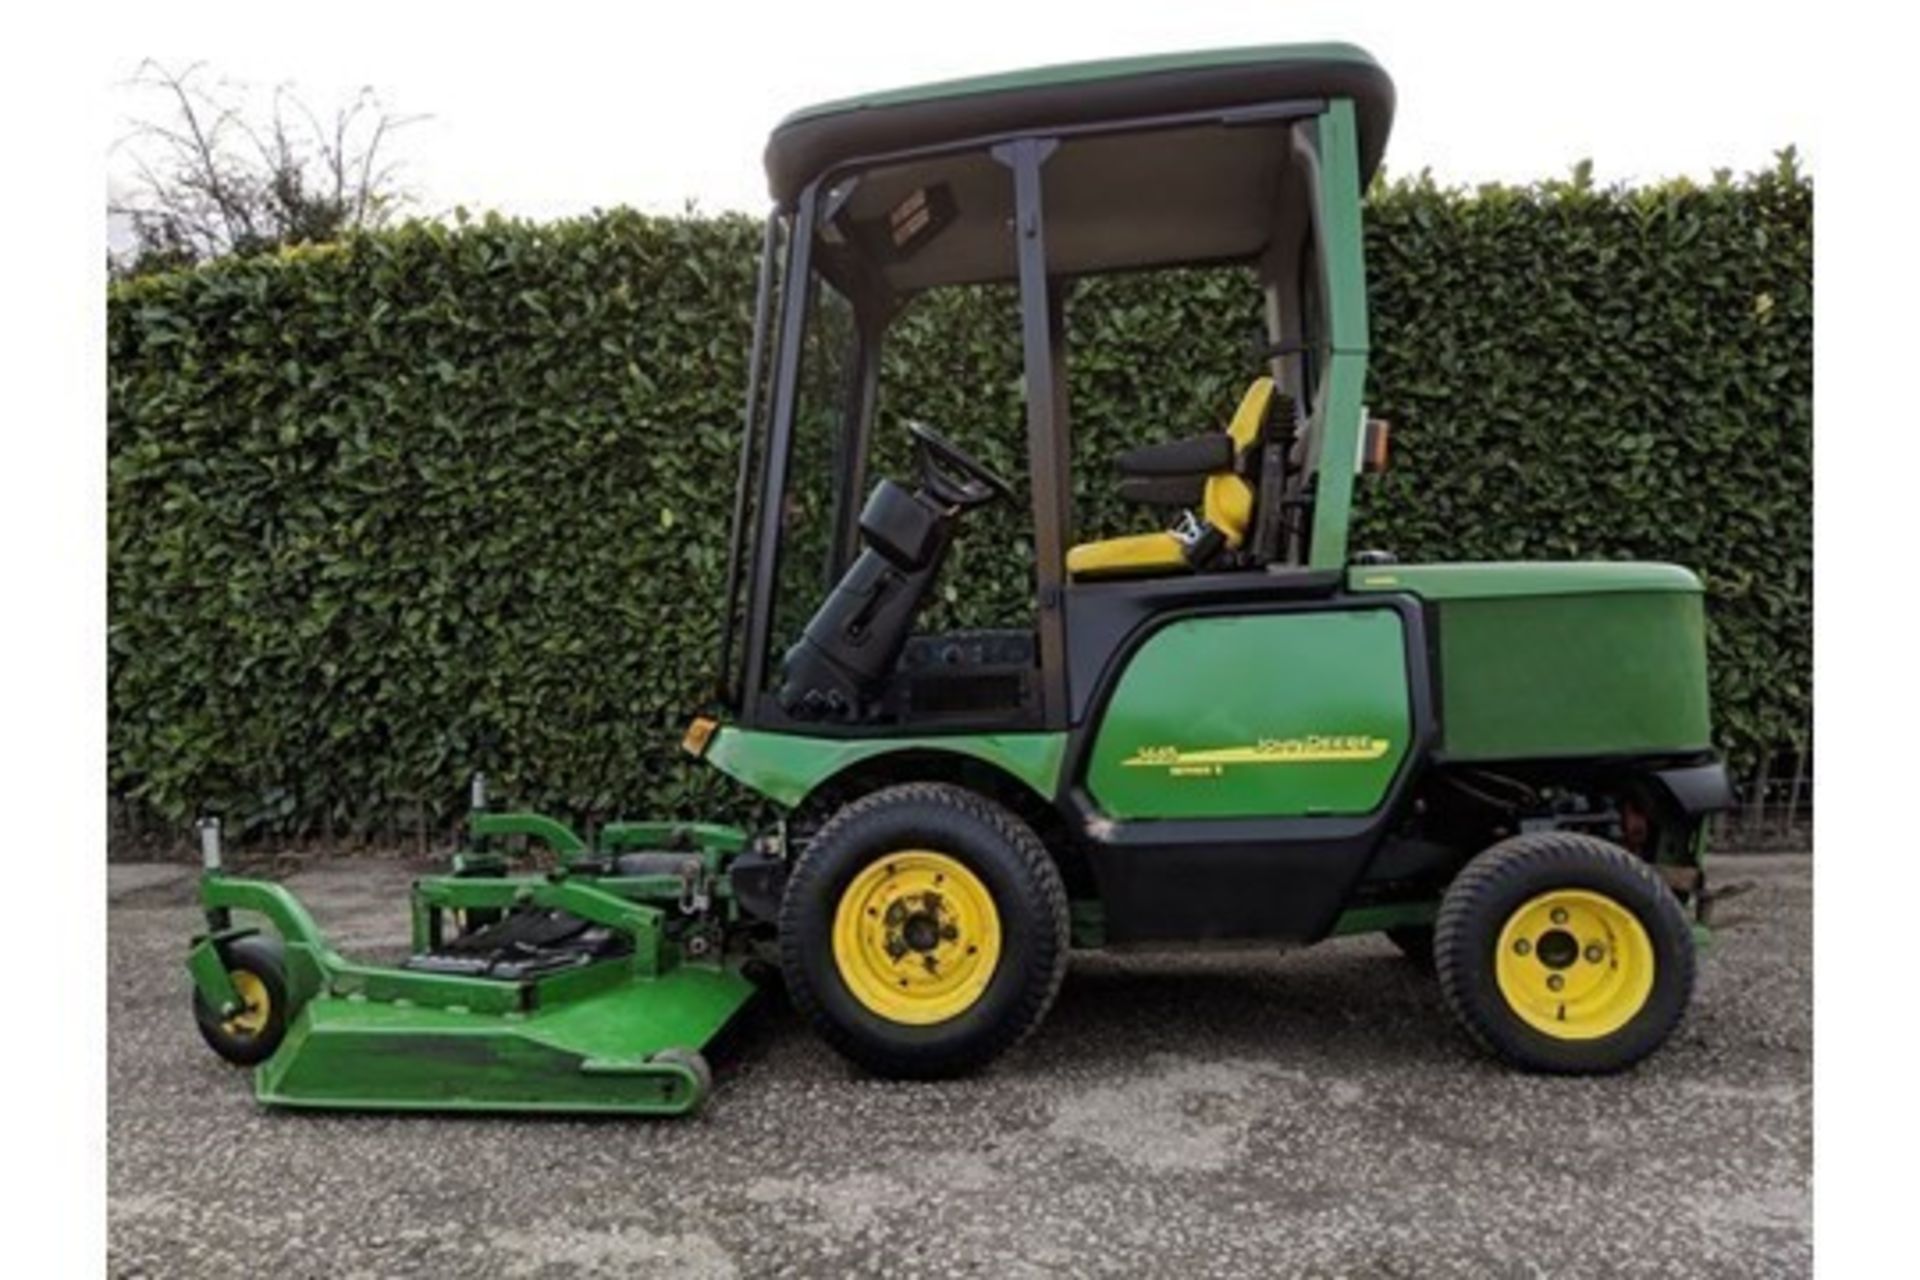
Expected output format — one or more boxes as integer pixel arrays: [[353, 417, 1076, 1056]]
[[108, 853, 1810, 1278]]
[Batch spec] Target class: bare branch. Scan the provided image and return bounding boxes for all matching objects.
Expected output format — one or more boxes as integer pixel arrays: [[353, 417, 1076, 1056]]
[[110, 61, 419, 276]]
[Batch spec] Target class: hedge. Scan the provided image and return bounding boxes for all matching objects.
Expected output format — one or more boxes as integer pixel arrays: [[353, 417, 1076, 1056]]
[[107, 155, 1811, 842]]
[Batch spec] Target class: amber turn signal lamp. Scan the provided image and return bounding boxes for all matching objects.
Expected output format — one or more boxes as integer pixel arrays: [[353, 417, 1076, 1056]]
[[1363, 418, 1391, 473], [682, 715, 720, 758]]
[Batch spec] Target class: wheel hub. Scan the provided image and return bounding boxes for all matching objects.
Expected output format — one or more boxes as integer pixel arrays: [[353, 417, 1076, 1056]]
[[831, 850, 1002, 1025], [900, 907, 944, 954], [1493, 889, 1655, 1041], [1534, 928, 1579, 969], [221, 969, 271, 1038]]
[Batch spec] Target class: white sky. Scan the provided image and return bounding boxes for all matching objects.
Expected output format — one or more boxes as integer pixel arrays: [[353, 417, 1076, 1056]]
[[105, 0, 1814, 230]]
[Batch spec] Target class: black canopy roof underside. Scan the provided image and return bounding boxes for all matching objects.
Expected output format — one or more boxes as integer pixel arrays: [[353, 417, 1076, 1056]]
[[817, 119, 1309, 293], [765, 44, 1395, 206]]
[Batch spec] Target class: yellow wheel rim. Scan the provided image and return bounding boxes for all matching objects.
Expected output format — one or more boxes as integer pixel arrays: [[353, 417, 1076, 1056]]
[[1494, 889, 1655, 1040], [221, 969, 271, 1038], [831, 850, 1002, 1026]]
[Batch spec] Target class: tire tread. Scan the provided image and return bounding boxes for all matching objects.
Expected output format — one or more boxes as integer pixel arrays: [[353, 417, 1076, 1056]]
[[777, 782, 1069, 1078], [1433, 831, 1695, 1073]]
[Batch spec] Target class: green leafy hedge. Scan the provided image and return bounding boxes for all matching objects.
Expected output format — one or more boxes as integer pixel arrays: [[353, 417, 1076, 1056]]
[[108, 158, 1811, 842]]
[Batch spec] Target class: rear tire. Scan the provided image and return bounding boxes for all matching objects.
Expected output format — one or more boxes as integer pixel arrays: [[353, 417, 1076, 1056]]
[[192, 935, 291, 1066], [1434, 832, 1694, 1074], [778, 782, 1069, 1079]]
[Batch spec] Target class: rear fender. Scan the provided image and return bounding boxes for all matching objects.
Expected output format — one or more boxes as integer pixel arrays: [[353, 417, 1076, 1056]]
[[1648, 761, 1737, 818]]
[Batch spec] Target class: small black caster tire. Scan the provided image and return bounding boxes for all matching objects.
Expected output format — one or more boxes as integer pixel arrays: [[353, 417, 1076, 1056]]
[[649, 1046, 714, 1106], [192, 935, 291, 1066]]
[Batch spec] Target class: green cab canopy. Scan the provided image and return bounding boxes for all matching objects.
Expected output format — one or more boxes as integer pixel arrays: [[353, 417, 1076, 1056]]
[[764, 42, 1395, 205]]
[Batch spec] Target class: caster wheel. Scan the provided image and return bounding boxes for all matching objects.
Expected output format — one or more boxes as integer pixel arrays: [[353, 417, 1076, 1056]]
[[649, 1046, 713, 1106], [192, 935, 291, 1066]]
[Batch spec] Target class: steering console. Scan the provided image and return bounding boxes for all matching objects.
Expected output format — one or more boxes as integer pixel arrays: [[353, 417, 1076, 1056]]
[[777, 422, 1015, 722], [907, 421, 1014, 511]]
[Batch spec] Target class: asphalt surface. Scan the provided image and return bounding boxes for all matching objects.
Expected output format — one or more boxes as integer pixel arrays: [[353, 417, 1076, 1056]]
[[108, 853, 1810, 1278]]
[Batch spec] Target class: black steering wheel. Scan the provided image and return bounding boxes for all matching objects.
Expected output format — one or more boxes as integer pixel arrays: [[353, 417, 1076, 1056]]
[[906, 421, 1015, 510]]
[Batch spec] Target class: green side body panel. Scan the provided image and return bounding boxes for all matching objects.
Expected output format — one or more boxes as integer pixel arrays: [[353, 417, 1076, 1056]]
[[1349, 561, 1703, 600], [1350, 562, 1712, 760], [1087, 611, 1411, 820], [257, 967, 751, 1115], [706, 726, 1068, 809]]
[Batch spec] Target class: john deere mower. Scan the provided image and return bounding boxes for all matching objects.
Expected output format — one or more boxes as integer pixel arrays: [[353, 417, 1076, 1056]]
[[187, 43, 1734, 1114]]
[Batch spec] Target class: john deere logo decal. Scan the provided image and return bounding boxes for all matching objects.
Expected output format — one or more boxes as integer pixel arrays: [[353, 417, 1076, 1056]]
[[1123, 735, 1391, 778]]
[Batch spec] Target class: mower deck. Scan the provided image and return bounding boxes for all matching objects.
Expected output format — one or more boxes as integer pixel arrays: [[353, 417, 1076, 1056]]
[[186, 813, 759, 1117], [257, 961, 751, 1115]]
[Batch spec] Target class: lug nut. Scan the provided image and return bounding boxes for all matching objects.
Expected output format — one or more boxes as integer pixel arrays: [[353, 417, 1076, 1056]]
[[1513, 939, 1532, 956], [1547, 974, 1565, 992], [1585, 944, 1606, 964], [1550, 908, 1569, 925]]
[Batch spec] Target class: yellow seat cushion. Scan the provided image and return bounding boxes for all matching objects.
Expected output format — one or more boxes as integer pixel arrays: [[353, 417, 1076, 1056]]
[[1065, 531, 1188, 579], [1068, 378, 1277, 582]]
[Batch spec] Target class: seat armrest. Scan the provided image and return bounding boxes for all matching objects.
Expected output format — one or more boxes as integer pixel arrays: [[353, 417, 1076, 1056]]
[[1117, 474, 1207, 507], [1114, 432, 1233, 478]]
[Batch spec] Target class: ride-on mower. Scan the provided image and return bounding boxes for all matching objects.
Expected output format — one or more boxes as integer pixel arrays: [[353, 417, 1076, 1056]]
[[186, 43, 1735, 1115]]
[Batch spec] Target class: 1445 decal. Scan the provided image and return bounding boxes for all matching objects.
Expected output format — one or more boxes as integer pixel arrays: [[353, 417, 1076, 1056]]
[[1123, 735, 1391, 777]]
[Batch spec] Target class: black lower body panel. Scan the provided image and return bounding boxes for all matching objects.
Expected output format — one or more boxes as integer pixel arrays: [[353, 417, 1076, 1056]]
[[1085, 821, 1377, 943]]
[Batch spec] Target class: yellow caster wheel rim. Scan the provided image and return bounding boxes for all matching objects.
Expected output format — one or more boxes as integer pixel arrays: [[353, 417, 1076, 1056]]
[[831, 850, 1002, 1025], [222, 969, 272, 1038], [1494, 889, 1655, 1040]]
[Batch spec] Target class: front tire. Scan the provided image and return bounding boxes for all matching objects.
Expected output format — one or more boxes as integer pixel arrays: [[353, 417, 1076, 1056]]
[[778, 782, 1069, 1079], [1434, 832, 1694, 1074]]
